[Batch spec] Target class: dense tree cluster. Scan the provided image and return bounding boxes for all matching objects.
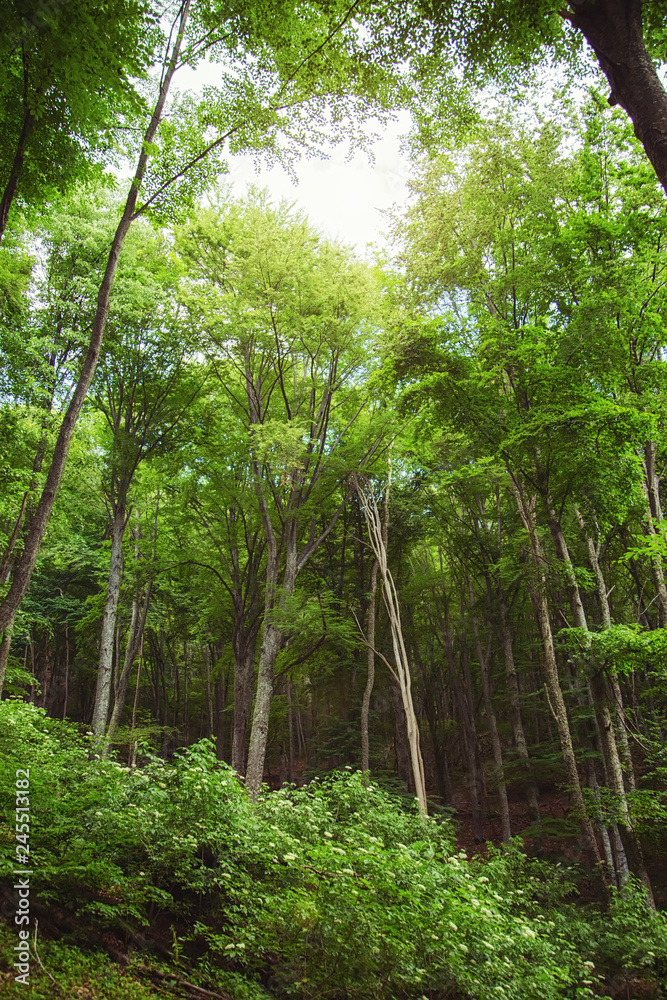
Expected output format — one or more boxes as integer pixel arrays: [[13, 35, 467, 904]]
[[2, 2, 667, 997]]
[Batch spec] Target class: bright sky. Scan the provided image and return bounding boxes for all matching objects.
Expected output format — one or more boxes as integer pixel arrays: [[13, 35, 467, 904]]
[[176, 61, 413, 255], [223, 112, 413, 255]]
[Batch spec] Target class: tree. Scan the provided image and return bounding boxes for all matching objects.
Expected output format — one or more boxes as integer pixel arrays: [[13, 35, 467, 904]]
[[88, 223, 204, 739], [178, 193, 386, 795], [387, 99, 667, 878], [0, 0, 155, 239], [352, 472, 428, 816], [0, 0, 408, 646], [406, 0, 667, 197]]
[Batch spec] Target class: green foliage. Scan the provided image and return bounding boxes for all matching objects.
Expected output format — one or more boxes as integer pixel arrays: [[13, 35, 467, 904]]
[[0, 0, 156, 224], [2, 701, 665, 999]]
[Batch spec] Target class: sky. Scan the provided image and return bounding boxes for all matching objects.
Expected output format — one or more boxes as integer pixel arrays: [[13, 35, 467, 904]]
[[176, 60, 414, 255], [223, 112, 413, 255]]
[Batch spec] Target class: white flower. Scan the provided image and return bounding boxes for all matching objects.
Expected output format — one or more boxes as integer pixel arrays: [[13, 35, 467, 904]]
[[283, 853, 297, 861], [448, 921, 458, 932]]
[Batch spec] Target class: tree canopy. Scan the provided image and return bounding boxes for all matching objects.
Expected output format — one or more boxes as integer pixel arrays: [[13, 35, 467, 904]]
[[2, 6, 667, 999]]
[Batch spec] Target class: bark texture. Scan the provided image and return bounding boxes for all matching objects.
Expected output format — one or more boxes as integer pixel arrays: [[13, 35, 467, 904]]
[[567, 0, 667, 198]]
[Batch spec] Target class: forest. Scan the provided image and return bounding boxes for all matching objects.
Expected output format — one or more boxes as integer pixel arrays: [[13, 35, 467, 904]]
[[1, 1, 667, 998]]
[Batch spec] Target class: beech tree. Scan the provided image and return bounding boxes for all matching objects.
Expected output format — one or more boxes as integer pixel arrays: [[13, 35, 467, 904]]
[[178, 194, 387, 794], [0, 0, 409, 648], [0, 0, 155, 240]]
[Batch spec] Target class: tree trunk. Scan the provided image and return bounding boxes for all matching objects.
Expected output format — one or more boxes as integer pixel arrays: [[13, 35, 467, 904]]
[[360, 558, 378, 773], [0, 0, 191, 637], [286, 677, 296, 784], [91, 504, 127, 737], [391, 679, 413, 791], [0, 100, 35, 243], [214, 660, 226, 761], [575, 508, 637, 791], [458, 638, 486, 841], [641, 441, 667, 625], [352, 474, 428, 816], [62, 625, 70, 721], [470, 594, 511, 843], [0, 614, 15, 699], [590, 668, 655, 907], [105, 580, 152, 746], [497, 588, 541, 826], [549, 501, 652, 901], [567, 0, 667, 198], [245, 621, 282, 795], [508, 474, 602, 867], [231, 635, 257, 775]]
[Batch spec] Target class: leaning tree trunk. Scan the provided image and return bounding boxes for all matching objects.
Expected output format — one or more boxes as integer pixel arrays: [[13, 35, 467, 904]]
[[566, 0, 667, 199], [0, 0, 192, 639], [0, 99, 34, 243]]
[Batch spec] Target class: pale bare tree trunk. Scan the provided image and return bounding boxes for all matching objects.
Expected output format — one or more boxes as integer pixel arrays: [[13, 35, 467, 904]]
[[352, 474, 427, 817], [360, 559, 378, 774]]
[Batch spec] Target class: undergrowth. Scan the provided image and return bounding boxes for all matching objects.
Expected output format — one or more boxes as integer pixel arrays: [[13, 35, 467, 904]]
[[0, 701, 665, 999]]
